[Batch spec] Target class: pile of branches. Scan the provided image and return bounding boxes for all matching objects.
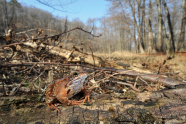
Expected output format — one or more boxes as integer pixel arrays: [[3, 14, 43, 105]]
[[0, 26, 185, 97], [0, 26, 103, 96]]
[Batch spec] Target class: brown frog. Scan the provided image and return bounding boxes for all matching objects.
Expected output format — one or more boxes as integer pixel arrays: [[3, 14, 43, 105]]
[[45, 71, 90, 114]]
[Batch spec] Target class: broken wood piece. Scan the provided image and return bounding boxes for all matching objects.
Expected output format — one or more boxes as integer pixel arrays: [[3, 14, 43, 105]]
[[149, 86, 186, 100], [116, 69, 185, 88], [14, 40, 104, 67], [117, 81, 141, 92], [104, 80, 141, 92]]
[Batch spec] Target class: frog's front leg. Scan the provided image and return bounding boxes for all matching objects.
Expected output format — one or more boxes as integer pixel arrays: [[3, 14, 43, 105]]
[[66, 89, 91, 105], [68, 100, 83, 105], [81, 88, 91, 103], [47, 103, 61, 114], [57, 97, 83, 106], [46, 84, 61, 114]]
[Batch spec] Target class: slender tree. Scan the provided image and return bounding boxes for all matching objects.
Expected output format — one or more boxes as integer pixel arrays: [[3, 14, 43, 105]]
[[156, 0, 163, 52], [177, 0, 186, 51], [144, 0, 155, 53], [162, 0, 175, 54], [129, 0, 146, 53]]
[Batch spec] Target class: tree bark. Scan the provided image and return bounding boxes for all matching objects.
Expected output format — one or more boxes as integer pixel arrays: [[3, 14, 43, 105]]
[[129, 0, 146, 53], [141, 0, 146, 51], [120, 23, 125, 51], [118, 1, 138, 53], [161, 17, 174, 58], [162, 0, 175, 54], [177, 0, 186, 51], [145, 0, 155, 53], [157, 0, 163, 52], [2, 0, 8, 30], [144, 17, 154, 53]]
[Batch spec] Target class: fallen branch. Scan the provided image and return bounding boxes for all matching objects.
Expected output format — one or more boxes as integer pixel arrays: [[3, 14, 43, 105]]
[[10, 63, 36, 96], [0, 27, 101, 48], [116, 69, 185, 88], [15, 41, 103, 66], [1, 62, 185, 89], [15, 28, 38, 35], [116, 81, 141, 92], [103, 71, 141, 92]]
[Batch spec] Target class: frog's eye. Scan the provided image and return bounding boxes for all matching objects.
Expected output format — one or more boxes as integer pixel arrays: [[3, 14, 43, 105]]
[[67, 89, 71, 94], [73, 72, 78, 76]]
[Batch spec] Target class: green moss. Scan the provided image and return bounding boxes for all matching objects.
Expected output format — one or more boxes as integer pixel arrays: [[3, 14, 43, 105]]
[[125, 108, 158, 124], [23, 80, 29, 87], [116, 114, 128, 122], [120, 91, 136, 100], [137, 111, 155, 124], [25, 94, 45, 102], [127, 108, 135, 116]]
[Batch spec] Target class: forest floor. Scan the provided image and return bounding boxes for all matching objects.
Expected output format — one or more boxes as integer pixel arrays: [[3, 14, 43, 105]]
[[95, 51, 186, 81], [0, 51, 186, 124]]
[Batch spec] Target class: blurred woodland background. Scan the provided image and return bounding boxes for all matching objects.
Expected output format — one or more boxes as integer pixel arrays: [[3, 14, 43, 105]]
[[0, 0, 185, 54]]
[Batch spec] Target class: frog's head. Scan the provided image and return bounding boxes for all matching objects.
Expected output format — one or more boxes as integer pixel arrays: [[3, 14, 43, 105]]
[[64, 70, 88, 98]]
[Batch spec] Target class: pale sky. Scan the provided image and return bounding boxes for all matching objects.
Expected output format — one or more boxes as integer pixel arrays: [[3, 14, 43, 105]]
[[18, 0, 109, 24]]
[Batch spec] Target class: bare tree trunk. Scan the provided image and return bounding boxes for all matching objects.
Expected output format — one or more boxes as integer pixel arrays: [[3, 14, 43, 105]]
[[161, 18, 174, 58], [177, 0, 186, 51], [162, 0, 175, 54], [141, 0, 146, 51], [130, 0, 146, 53], [137, 0, 145, 53], [145, 0, 155, 53], [120, 23, 125, 51], [118, 1, 138, 53], [2, 0, 8, 30], [144, 17, 154, 53], [133, 0, 138, 53], [157, 0, 163, 52], [134, 23, 138, 53]]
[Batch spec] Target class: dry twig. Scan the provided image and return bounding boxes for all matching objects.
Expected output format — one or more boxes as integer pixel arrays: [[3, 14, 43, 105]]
[[10, 63, 37, 95]]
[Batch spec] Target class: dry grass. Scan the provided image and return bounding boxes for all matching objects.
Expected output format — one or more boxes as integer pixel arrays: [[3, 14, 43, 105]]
[[94, 51, 139, 60], [95, 51, 186, 81]]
